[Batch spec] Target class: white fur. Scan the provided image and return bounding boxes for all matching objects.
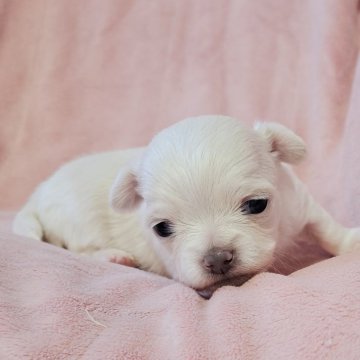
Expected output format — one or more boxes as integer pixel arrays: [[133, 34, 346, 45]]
[[13, 115, 360, 290]]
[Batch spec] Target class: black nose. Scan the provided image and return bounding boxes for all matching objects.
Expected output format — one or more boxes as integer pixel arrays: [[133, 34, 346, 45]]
[[203, 248, 234, 275]]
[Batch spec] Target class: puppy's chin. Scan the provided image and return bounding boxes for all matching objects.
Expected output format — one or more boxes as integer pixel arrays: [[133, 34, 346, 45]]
[[175, 257, 273, 298], [193, 262, 272, 299], [196, 274, 256, 299]]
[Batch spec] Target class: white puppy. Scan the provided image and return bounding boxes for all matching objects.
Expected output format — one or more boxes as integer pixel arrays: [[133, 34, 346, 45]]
[[13, 115, 360, 293]]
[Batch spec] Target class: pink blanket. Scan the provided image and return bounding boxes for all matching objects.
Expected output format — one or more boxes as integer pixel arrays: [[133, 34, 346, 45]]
[[1, 214, 360, 359], [1, 0, 360, 358]]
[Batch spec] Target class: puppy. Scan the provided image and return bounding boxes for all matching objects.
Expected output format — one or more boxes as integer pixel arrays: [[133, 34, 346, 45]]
[[13, 115, 360, 294]]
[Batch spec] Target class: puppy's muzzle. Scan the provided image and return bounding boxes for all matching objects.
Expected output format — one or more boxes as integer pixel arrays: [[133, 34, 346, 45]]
[[202, 248, 234, 275]]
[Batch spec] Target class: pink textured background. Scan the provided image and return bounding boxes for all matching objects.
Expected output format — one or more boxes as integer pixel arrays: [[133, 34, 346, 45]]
[[1, 0, 359, 223], [1, 1, 360, 358]]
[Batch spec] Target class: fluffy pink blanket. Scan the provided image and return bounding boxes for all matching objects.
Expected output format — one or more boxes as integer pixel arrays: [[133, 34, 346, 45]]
[[1, 213, 360, 359], [1, 1, 360, 358]]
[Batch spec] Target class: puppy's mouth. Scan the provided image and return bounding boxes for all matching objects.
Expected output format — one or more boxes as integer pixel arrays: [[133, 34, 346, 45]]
[[195, 273, 255, 299]]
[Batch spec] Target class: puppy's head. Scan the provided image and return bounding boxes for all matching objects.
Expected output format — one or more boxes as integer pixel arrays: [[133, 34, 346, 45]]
[[110, 116, 306, 290]]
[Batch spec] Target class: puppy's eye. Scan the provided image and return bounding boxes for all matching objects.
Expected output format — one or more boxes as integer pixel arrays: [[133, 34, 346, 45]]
[[241, 199, 268, 215], [153, 221, 174, 237]]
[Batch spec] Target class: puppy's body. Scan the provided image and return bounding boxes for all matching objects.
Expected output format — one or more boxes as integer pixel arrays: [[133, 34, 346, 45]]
[[14, 149, 165, 275], [14, 116, 360, 291]]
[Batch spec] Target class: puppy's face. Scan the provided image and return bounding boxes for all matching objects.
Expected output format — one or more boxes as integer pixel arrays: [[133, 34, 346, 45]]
[[111, 116, 306, 290]]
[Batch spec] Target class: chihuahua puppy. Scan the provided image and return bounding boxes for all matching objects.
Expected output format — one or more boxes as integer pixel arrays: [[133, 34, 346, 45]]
[[13, 115, 360, 293]]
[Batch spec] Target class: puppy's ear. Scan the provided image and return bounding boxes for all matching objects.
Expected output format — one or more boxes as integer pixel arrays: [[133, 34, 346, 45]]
[[110, 168, 142, 212], [254, 122, 306, 165]]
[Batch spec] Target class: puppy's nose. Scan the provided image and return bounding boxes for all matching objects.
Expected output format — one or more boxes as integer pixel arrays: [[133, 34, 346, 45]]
[[203, 248, 234, 275]]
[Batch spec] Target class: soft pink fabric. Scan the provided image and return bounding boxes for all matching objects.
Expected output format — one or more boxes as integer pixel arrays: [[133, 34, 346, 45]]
[[1, 1, 360, 358], [1, 216, 360, 360]]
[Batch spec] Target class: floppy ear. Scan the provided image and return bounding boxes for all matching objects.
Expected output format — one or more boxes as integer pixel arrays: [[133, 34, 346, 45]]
[[254, 122, 306, 165], [110, 168, 142, 212]]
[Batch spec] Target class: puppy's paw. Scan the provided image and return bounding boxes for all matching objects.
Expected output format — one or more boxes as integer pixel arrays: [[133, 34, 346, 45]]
[[92, 249, 138, 268], [108, 253, 137, 267], [339, 228, 360, 254]]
